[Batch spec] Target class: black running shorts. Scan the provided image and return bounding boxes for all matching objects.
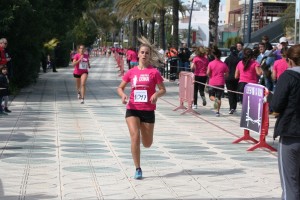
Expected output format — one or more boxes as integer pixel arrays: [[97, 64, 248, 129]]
[[125, 109, 155, 123]]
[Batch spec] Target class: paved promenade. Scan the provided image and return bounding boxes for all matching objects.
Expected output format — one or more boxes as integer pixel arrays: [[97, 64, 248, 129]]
[[0, 55, 281, 200]]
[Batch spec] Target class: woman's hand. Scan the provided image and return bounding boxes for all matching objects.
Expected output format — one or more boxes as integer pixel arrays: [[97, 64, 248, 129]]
[[121, 94, 128, 104], [150, 93, 158, 104]]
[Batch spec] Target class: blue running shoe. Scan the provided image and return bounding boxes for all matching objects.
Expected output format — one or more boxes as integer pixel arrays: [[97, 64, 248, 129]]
[[134, 168, 142, 179]]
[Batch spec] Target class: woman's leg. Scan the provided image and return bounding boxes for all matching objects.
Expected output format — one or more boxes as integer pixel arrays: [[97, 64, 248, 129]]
[[199, 76, 207, 106], [126, 116, 142, 168], [140, 122, 154, 148], [193, 76, 200, 105], [80, 73, 88, 99], [75, 78, 81, 93]]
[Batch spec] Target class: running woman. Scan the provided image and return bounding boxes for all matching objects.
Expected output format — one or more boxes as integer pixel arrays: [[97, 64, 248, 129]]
[[117, 37, 166, 179], [207, 47, 229, 117], [72, 45, 90, 104], [190, 46, 209, 109]]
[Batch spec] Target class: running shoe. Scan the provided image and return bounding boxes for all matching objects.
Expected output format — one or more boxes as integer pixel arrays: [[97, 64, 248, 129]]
[[4, 107, 11, 113], [0, 111, 8, 115], [202, 99, 207, 106], [228, 109, 235, 114], [213, 98, 219, 109], [80, 98, 84, 104], [192, 104, 197, 109], [215, 112, 220, 117], [134, 168, 142, 179], [77, 92, 81, 99]]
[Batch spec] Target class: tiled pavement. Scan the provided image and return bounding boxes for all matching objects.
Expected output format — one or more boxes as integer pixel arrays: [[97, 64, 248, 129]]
[[0, 55, 281, 200]]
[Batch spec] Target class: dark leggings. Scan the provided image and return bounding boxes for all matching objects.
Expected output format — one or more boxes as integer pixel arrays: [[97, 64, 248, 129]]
[[226, 79, 239, 110], [237, 82, 248, 103], [194, 76, 207, 105]]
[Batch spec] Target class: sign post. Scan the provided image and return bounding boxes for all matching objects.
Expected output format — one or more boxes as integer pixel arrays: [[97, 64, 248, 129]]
[[233, 83, 276, 152]]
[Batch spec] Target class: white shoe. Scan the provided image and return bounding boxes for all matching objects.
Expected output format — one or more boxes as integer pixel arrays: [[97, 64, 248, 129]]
[[192, 104, 197, 109], [80, 98, 84, 104]]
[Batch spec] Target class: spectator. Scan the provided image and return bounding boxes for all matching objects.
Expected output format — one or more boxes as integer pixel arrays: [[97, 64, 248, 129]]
[[178, 43, 191, 71], [235, 48, 262, 103], [189, 44, 198, 62], [0, 39, 10, 66], [224, 46, 240, 114], [166, 46, 178, 81], [236, 41, 244, 60], [271, 44, 300, 200], [256, 42, 275, 91], [41, 51, 47, 73], [0, 66, 8, 115], [0, 66, 11, 113], [274, 37, 289, 61], [262, 35, 273, 51], [190, 46, 209, 109], [207, 47, 229, 117]]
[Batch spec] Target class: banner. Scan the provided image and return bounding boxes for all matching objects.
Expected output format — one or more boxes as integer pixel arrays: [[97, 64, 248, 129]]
[[240, 83, 264, 134]]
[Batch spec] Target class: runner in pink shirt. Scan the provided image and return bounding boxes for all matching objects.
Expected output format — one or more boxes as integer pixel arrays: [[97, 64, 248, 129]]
[[72, 44, 90, 104], [272, 47, 289, 81], [207, 47, 229, 116], [117, 37, 166, 180], [190, 47, 209, 109], [235, 48, 262, 103], [126, 48, 138, 69]]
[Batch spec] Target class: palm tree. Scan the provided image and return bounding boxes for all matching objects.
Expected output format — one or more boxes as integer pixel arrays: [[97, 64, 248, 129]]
[[172, 0, 180, 49], [209, 0, 220, 47], [115, 0, 142, 48]]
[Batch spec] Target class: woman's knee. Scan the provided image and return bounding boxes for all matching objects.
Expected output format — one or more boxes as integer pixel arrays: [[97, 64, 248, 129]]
[[142, 139, 153, 148]]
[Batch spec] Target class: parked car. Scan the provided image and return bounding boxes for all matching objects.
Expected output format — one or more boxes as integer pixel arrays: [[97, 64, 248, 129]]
[[219, 48, 230, 62]]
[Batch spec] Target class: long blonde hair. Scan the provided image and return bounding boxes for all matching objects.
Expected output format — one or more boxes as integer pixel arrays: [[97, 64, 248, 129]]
[[138, 36, 164, 67]]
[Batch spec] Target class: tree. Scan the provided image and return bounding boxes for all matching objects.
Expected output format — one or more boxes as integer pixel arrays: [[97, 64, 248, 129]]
[[209, 0, 220, 47], [172, 0, 180, 50]]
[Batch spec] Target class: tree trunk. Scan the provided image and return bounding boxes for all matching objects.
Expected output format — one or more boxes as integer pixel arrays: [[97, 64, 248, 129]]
[[150, 18, 156, 44], [159, 9, 166, 50], [132, 19, 138, 49], [209, 0, 220, 47], [172, 0, 179, 49]]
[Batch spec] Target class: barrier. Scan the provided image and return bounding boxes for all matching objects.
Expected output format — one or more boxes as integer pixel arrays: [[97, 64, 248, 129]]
[[113, 53, 124, 77], [173, 72, 199, 115], [232, 83, 276, 152]]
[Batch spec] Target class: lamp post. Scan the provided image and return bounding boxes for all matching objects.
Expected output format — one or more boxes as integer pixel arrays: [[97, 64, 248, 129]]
[[246, 0, 254, 43], [187, 0, 195, 48]]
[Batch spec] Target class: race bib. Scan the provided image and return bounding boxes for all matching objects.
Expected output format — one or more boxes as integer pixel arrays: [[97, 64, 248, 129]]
[[134, 90, 148, 102], [79, 61, 88, 69]]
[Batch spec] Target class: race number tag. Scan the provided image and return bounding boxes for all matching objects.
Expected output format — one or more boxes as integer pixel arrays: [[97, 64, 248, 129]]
[[79, 62, 88, 69], [134, 90, 148, 102]]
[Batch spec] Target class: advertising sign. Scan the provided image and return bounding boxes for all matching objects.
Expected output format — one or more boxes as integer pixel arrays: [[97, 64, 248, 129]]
[[240, 83, 265, 134]]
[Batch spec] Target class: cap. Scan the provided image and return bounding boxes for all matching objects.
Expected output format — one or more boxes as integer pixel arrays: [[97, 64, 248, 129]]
[[279, 37, 288, 43]]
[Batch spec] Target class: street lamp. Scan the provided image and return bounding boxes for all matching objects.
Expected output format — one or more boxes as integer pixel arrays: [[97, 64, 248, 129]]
[[187, 0, 195, 48], [246, 0, 254, 43]]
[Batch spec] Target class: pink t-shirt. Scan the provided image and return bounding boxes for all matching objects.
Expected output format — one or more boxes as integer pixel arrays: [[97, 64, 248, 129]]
[[193, 56, 209, 76], [236, 60, 260, 83], [273, 58, 288, 79], [127, 50, 138, 62], [73, 53, 89, 75], [123, 66, 164, 111], [208, 60, 228, 86]]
